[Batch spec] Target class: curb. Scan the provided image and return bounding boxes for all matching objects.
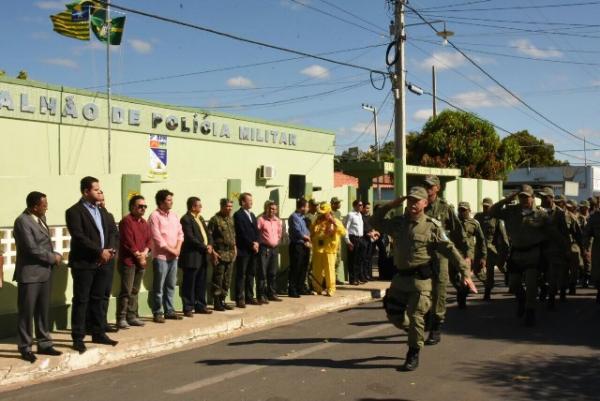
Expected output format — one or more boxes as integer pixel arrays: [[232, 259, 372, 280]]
[[0, 285, 386, 390]]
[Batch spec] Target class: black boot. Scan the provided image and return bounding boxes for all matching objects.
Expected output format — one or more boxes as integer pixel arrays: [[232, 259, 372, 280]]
[[516, 288, 526, 318], [401, 347, 420, 371], [560, 287, 567, 302], [425, 320, 441, 346], [524, 308, 536, 327], [483, 287, 492, 301], [582, 275, 590, 289], [457, 288, 467, 309]]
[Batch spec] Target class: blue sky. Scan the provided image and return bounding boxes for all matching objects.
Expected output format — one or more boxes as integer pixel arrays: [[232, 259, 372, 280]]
[[2, 0, 600, 163]]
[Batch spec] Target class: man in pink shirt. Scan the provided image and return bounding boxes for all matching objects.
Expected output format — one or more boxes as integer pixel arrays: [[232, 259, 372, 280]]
[[257, 201, 283, 303], [148, 189, 184, 323]]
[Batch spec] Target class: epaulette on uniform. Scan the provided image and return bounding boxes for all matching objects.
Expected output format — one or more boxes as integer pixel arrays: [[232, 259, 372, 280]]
[[427, 216, 443, 228]]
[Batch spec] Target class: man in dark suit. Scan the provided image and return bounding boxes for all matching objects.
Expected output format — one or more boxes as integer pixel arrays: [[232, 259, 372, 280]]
[[180, 197, 214, 316], [13, 191, 63, 363], [65, 176, 119, 353], [233, 192, 260, 308]]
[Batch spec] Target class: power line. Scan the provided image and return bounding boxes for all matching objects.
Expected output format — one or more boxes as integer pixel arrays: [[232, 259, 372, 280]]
[[98, 2, 388, 77], [87, 42, 388, 90], [314, 0, 387, 32], [419, 0, 494, 11], [419, 13, 600, 28], [410, 1, 600, 13], [405, 3, 600, 148], [287, 0, 387, 37]]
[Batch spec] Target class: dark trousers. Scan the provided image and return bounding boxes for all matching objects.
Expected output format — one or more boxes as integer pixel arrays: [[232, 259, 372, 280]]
[[116, 265, 145, 321], [212, 261, 233, 301], [257, 245, 279, 299], [181, 258, 209, 312], [348, 235, 366, 282], [86, 263, 114, 330], [17, 280, 53, 352], [288, 242, 310, 296], [362, 239, 375, 279], [71, 264, 113, 341], [235, 253, 257, 302]]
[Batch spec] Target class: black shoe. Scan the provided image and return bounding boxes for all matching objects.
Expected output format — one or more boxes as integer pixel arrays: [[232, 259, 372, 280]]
[[288, 293, 300, 298], [104, 325, 119, 333], [248, 298, 260, 305], [92, 334, 118, 346], [214, 303, 225, 312], [165, 313, 183, 320], [401, 348, 420, 371], [268, 295, 283, 302], [38, 347, 62, 356], [183, 310, 194, 318], [560, 288, 567, 302], [236, 301, 246, 308], [524, 308, 536, 327], [223, 302, 234, 310], [73, 341, 87, 354], [195, 307, 213, 314], [20, 350, 37, 363], [425, 330, 440, 346], [483, 287, 491, 301], [516, 289, 526, 318], [582, 276, 590, 289], [258, 298, 269, 305]]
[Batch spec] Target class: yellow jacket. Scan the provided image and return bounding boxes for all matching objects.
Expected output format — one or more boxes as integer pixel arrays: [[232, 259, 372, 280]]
[[310, 217, 346, 254]]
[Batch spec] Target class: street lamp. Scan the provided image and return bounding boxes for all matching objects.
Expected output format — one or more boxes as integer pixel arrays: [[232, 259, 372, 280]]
[[361, 103, 381, 200], [436, 22, 454, 46]]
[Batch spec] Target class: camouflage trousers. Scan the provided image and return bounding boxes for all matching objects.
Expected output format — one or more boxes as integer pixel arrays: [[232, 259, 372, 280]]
[[212, 261, 233, 300], [430, 256, 449, 324]]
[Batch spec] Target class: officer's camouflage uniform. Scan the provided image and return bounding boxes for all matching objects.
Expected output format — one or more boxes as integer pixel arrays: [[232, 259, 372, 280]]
[[541, 201, 572, 300], [577, 206, 591, 286], [582, 212, 600, 302], [474, 208, 510, 295], [424, 196, 469, 327], [564, 202, 583, 293], [372, 198, 469, 352], [208, 212, 236, 304]]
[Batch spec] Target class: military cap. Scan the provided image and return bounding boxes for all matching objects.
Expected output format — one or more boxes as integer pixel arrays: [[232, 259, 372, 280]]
[[566, 199, 578, 209], [580, 200, 590, 208], [482, 197, 494, 206], [330, 196, 341, 204], [555, 194, 567, 202], [537, 186, 555, 197], [317, 202, 332, 215], [517, 184, 534, 197], [407, 186, 428, 200], [458, 201, 471, 210], [308, 198, 319, 206], [423, 175, 440, 187]]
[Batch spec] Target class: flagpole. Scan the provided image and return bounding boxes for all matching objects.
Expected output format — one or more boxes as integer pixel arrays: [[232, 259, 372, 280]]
[[106, 0, 112, 175]]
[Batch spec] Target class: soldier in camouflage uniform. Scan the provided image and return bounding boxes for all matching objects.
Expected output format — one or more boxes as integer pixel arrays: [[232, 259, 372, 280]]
[[537, 188, 572, 308], [371, 186, 475, 371], [422, 175, 469, 346], [490, 184, 565, 326], [208, 198, 237, 312], [474, 198, 510, 300], [583, 207, 600, 303], [455, 201, 487, 309], [565, 199, 583, 295], [578, 200, 592, 287]]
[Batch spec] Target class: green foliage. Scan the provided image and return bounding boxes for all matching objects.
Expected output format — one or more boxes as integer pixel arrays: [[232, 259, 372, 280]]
[[502, 130, 567, 167]]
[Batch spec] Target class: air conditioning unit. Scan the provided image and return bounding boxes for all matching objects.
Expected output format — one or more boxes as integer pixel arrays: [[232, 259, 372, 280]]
[[259, 165, 275, 180]]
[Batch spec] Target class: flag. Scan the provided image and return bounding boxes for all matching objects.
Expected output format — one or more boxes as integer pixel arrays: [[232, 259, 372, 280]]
[[66, 0, 98, 21], [91, 9, 126, 45], [50, 10, 90, 41]]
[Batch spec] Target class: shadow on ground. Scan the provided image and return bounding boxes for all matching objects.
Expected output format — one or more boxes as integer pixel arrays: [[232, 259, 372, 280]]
[[196, 355, 400, 370]]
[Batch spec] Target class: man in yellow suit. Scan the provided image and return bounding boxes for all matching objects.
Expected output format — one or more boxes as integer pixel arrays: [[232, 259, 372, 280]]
[[310, 202, 346, 296]]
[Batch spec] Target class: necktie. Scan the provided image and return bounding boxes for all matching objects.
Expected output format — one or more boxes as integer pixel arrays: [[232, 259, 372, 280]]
[[197, 217, 208, 244]]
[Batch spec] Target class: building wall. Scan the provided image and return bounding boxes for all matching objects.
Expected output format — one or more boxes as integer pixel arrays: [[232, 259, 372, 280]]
[[0, 77, 347, 338]]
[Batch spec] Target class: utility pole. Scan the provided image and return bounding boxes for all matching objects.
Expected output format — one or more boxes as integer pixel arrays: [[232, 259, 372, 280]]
[[106, 0, 112, 174], [393, 0, 406, 197], [362, 103, 381, 200], [432, 65, 437, 117]]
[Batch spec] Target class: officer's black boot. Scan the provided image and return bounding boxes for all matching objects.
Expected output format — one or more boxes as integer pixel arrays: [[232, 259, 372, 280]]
[[457, 288, 467, 309], [560, 287, 567, 302], [516, 288, 526, 318], [483, 287, 492, 301], [425, 320, 441, 346], [401, 347, 420, 371], [524, 308, 536, 327]]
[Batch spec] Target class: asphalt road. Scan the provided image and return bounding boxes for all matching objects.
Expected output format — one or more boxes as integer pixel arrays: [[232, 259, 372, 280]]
[[3, 285, 600, 401]]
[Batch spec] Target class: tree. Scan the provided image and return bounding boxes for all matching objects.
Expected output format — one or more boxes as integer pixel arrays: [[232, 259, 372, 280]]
[[16, 70, 28, 80], [502, 130, 567, 167], [406, 110, 517, 179]]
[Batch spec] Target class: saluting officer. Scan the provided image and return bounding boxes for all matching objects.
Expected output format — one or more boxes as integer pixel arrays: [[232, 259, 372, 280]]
[[474, 198, 510, 300], [456, 201, 487, 309], [371, 186, 475, 371], [422, 175, 469, 346]]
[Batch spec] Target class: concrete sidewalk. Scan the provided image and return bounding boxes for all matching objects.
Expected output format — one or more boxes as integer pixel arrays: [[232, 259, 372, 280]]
[[0, 282, 388, 390]]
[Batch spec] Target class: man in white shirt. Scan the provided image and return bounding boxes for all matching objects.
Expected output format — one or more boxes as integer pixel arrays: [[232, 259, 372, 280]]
[[344, 199, 366, 285]]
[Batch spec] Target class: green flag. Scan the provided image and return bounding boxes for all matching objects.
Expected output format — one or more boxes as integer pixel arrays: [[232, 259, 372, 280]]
[[91, 9, 126, 45], [50, 9, 90, 41]]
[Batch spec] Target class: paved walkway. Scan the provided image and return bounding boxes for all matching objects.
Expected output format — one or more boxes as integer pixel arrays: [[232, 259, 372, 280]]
[[0, 282, 388, 391]]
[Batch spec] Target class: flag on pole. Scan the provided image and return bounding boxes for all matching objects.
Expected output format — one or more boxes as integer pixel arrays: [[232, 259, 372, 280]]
[[91, 9, 126, 45], [49, 9, 90, 40]]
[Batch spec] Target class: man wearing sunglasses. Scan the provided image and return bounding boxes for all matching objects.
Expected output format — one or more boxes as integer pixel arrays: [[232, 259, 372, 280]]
[[116, 195, 152, 329]]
